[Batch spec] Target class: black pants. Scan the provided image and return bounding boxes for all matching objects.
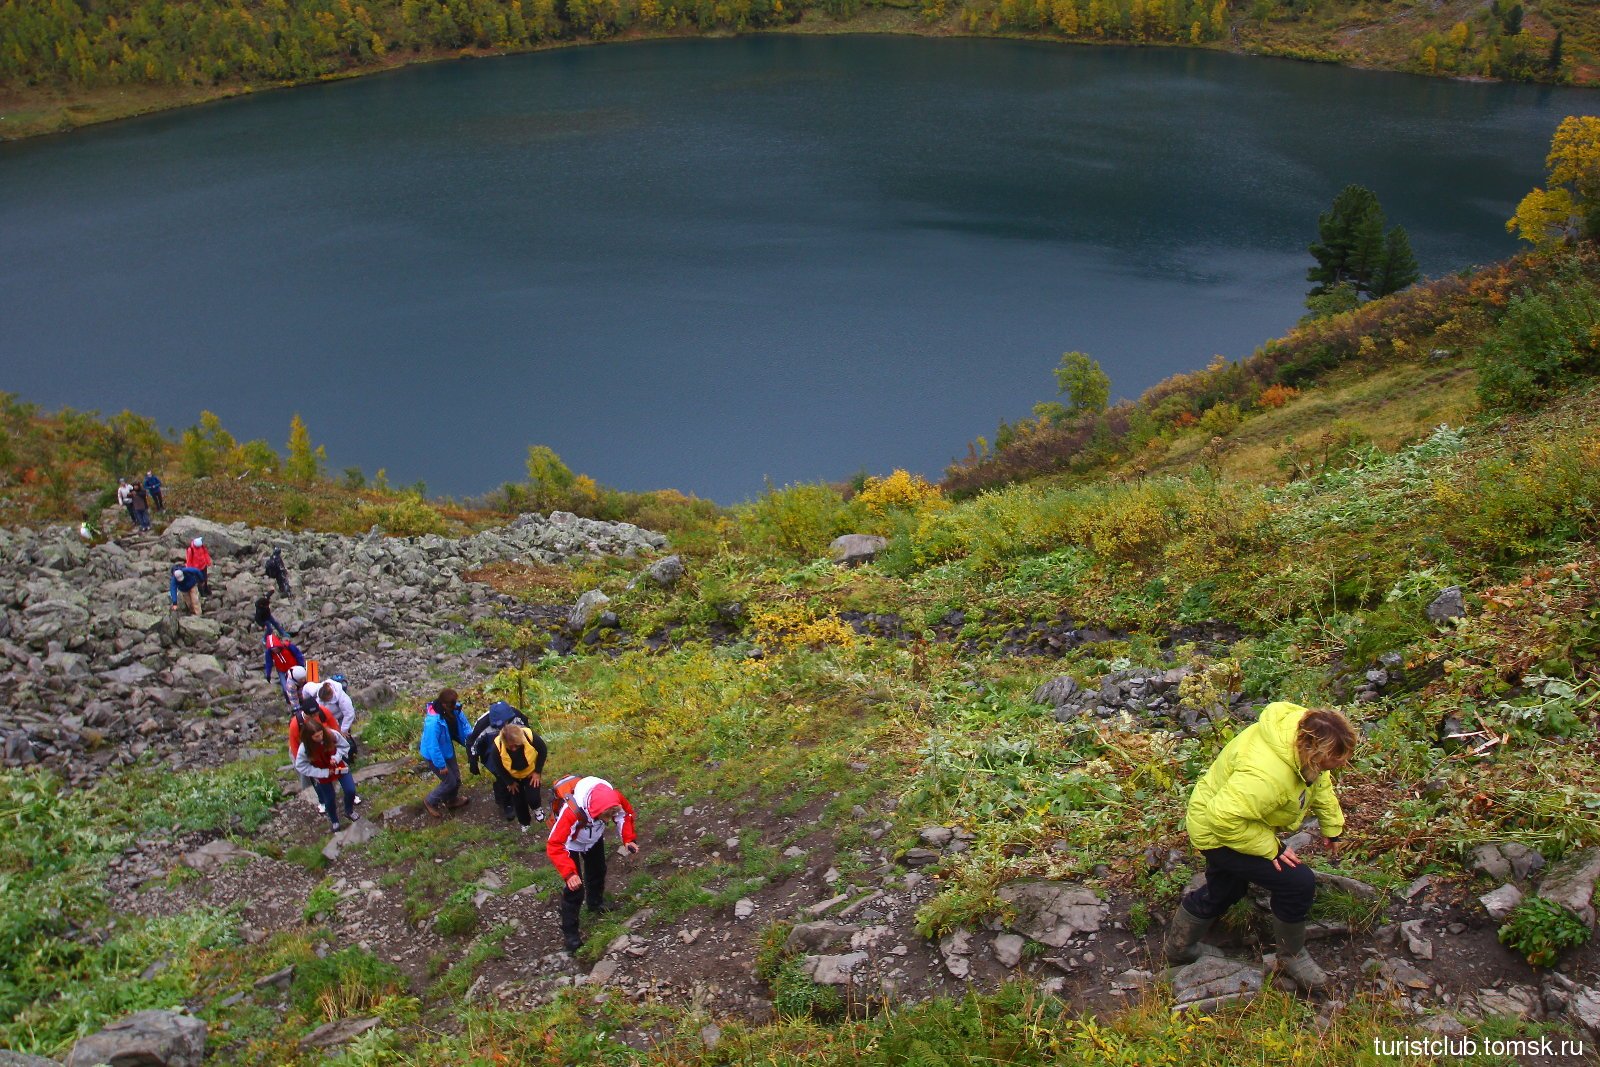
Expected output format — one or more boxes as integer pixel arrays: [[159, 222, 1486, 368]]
[[493, 779, 541, 826], [150, 488, 163, 510], [1182, 846, 1317, 924], [560, 839, 608, 940]]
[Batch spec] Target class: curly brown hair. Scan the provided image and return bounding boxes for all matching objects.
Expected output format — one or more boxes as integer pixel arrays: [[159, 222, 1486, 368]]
[[1295, 708, 1358, 775]]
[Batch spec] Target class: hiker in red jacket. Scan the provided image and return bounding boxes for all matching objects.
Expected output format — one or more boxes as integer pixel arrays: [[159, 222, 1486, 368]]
[[185, 537, 212, 596], [290, 709, 359, 833], [545, 775, 638, 951]]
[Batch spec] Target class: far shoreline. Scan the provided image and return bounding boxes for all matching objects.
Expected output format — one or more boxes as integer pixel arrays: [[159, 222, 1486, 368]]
[[2, 10, 1588, 145]]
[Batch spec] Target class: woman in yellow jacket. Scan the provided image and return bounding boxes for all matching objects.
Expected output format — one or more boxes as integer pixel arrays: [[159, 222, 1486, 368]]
[[1165, 702, 1357, 992]]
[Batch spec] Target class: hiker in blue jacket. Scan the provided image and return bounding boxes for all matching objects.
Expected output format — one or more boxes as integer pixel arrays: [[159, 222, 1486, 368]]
[[144, 470, 164, 511], [420, 688, 473, 818], [168, 565, 204, 615]]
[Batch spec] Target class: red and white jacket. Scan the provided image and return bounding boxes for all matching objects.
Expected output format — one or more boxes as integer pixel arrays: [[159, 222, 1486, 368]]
[[545, 776, 636, 880]]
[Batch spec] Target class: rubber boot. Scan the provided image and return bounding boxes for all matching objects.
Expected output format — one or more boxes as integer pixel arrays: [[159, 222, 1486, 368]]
[[1272, 916, 1328, 992], [1163, 903, 1223, 964], [560, 895, 583, 952]]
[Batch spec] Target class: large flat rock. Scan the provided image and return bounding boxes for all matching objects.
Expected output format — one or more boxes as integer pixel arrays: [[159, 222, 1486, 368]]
[[998, 880, 1107, 947]]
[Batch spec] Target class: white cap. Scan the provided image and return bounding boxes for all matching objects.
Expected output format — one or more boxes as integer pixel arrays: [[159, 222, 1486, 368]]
[[192, 537, 203, 547], [289, 665, 307, 683]]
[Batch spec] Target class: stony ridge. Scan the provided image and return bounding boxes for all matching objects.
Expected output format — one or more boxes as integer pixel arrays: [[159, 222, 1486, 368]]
[[0, 511, 666, 780]]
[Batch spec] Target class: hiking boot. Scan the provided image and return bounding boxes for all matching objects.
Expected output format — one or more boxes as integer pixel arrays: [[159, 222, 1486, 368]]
[[520, 825, 530, 835], [564, 932, 583, 952], [424, 801, 444, 819], [354, 795, 362, 806], [1272, 917, 1329, 993], [448, 796, 470, 809], [503, 805, 515, 821], [346, 812, 360, 824], [534, 808, 546, 823], [317, 803, 326, 815], [329, 822, 341, 834], [1163, 903, 1223, 965], [588, 900, 612, 916]]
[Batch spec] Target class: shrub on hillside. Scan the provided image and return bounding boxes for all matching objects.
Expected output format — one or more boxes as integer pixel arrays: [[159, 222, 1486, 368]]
[[357, 494, 450, 537], [736, 482, 850, 558], [1475, 273, 1600, 410]]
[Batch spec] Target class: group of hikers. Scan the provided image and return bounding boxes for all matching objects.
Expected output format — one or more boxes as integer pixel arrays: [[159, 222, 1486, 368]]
[[114, 471, 163, 532], [244, 545, 632, 952], [139, 499, 1356, 973]]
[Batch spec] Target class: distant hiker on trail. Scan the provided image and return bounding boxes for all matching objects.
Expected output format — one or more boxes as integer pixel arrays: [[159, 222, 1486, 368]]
[[290, 708, 359, 834], [116, 479, 135, 527], [129, 482, 151, 532], [185, 537, 212, 596], [265, 635, 306, 707], [466, 700, 531, 775], [168, 565, 204, 616], [264, 546, 291, 597], [480, 722, 548, 833], [144, 470, 164, 511], [546, 774, 638, 951], [254, 595, 289, 639], [420, 688, 472, 818], [1166, 703, 1357, 993]]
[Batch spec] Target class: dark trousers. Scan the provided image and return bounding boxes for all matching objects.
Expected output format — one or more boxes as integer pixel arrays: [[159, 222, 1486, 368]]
[[1182, 846, 1317, 924], [493, 779, 541, 826], [560, 839, 608, 940], [133, 507, 150, 531], [150, 488, 163, 510], [426, 758, 461, 807], [312, 772, 357, 827], [197, 568, 210, 596]]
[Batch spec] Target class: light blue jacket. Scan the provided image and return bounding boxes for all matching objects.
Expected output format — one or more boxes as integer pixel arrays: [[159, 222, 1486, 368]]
[[419, 702, 471, 769]]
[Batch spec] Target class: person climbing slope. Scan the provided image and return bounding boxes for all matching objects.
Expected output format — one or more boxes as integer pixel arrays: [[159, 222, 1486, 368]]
[[465, 700, 531, 771], [480, 722, 548, 832], [185, 537, 212, 596], [419, 688, 472, 818], [264, 632, 306, 709], [288, 699, 341, 818], [168, 565, 204, 616], [546, 774, 638, 951], [1165, 702, 1357, 993], [144, 470, 164, 511], [254, 594, 289, 640], [290, 708, 359, 834]]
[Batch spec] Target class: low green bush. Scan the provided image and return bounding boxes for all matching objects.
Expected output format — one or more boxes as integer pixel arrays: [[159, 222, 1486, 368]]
[[1497, 897, 1590, 967], [292, 948, 403, 1020]]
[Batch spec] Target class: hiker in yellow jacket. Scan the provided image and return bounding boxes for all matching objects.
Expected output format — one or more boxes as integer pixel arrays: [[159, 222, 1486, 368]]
[[1165, 702, 1358, 992]]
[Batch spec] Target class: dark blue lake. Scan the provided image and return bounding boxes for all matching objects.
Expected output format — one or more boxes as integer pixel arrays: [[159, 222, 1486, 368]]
[[3, 37, 1596, 501]]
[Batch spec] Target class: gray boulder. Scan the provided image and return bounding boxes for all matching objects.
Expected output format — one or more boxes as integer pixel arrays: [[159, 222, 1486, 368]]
[[997, 881, 1107, 947], [1030, 676, 1081, 707], [0, 1052, 62, 1067], [181, 839, 260, 872], [829, 534, 887, 566], [801, 952, 867, 986], [1426, 586, 1467, 623], [1538, 847, 1600, 926], [644, 555, 685, 589], [991, 933, 1025, 968], [65, 1009, 206, 1067], [299, 1017, 381, 1050], [172, 654, 226, 686], [568, 590, 610, 631], [786, 921, 857, 954], [163, 516, 245, 555], [1480, 883, 1523, 921], [322, 817, 379, 861], [1171, 955, 1265, 1011]]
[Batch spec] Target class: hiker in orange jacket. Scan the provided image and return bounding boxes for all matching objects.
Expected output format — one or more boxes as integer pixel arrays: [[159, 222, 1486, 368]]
[[546, 775, 638, 951]]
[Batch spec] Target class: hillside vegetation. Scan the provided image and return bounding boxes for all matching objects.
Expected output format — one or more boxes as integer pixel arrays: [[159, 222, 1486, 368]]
[[7, 163, 1600, 1062], [0, 0, 1588, 140]]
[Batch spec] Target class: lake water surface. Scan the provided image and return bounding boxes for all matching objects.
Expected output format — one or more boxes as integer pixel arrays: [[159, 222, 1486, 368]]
[[3, 38, 1597, 501]]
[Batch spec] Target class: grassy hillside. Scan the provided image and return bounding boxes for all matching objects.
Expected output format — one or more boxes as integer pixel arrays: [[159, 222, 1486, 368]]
[[5, 245, 1600, 1063], [0, 0, 1589, 141]]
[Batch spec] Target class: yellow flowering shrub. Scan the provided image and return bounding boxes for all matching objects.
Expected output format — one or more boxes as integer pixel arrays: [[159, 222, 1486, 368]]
[[751, 603, 858, 651], [856, 469, 947, 515]]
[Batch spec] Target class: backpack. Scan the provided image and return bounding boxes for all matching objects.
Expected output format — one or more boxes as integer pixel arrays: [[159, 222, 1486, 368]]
[[264, 549, 284, 580], [551, 774, 591, 826]]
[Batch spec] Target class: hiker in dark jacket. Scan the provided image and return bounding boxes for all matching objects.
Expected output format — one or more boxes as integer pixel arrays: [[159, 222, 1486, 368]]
[[265, 547, 291, 597], [466, 701, 531, 773], [129, 482, 151, 531], [255, 595, 289, 639], [480, 722, 548, 832], [144, 470, 164, 511], [168, 566, 204, 615], [419, 688, 472, 818]]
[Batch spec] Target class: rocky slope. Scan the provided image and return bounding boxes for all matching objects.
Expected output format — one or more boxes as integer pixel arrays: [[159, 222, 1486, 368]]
[[0, 512, 666, 780]]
